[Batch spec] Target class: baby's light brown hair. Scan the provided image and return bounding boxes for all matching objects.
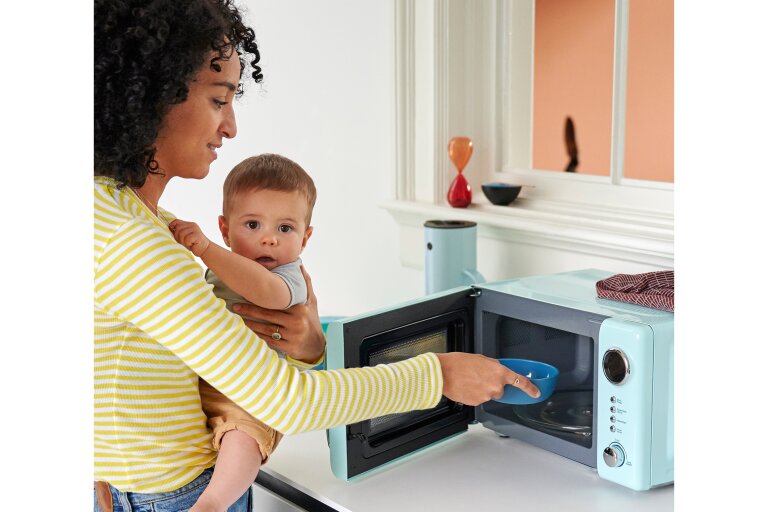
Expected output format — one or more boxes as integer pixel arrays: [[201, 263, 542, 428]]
[[222, 153, 317, 226]]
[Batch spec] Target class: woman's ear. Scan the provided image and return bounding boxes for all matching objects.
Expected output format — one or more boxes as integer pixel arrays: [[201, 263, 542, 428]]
[[218, 215, 231, 246]]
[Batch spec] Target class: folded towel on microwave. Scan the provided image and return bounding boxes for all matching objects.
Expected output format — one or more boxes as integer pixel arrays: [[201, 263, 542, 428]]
[[595, 271, 674, 312]]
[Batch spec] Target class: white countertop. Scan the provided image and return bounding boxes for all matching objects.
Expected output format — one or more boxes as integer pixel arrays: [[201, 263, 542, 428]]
[[260, 423, 673, 512]]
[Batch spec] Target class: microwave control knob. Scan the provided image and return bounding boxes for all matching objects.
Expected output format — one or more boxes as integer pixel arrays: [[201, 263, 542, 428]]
[[603, 348, 630, 385], [603, 442, 626, 468]]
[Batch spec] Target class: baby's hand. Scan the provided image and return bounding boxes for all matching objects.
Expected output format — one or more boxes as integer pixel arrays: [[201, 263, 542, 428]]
[[169, 219, 211, 257]]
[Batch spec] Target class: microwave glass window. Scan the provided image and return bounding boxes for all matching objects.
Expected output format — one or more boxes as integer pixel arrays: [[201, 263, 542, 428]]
[[369, 410, 424, 436], [368, 329, 449, 365], [365, 328, 450, 437]]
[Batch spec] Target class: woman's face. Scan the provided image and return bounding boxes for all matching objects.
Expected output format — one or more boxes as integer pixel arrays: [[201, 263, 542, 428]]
[[154, 53, 241, 180]]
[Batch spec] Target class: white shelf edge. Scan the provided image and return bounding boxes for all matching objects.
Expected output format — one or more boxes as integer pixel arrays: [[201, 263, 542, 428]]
[[380, 199, 674, 270]]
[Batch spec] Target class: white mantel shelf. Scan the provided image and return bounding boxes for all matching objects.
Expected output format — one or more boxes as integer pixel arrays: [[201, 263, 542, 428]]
[[380, 199, 674, 271]]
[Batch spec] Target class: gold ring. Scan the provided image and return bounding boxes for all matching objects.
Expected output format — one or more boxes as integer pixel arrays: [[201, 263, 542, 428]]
[[513, 377, 520, 386], [271, 326, 281, 341]]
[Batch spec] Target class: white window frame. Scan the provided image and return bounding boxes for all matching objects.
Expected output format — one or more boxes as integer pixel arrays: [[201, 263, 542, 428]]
[[385, 0, 673, 271]]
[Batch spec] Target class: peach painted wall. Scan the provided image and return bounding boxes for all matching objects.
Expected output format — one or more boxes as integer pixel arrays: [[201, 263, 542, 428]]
[[624, 0, 674, 182], [532, 0, 615, 176]]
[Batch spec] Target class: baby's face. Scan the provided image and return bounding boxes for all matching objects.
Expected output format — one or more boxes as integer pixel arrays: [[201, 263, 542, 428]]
[[220, 188, 312, 270]]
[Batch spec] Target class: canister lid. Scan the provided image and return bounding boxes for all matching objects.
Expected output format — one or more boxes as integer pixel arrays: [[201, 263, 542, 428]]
[[424, 220, 477, 229]]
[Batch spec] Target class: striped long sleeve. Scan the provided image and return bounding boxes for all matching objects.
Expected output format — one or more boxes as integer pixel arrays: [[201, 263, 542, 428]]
[[93, 178, 443, 492]]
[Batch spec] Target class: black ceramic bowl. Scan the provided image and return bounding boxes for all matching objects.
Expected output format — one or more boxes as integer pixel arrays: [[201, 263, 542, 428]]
[[482, 183, 522, 205]]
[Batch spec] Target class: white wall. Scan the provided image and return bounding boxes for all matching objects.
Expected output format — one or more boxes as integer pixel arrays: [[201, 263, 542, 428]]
[[163, 0, 423, 317]]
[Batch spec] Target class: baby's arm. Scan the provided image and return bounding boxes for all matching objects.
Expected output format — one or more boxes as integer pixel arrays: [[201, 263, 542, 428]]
[[169, 219, 291, 310], [190, 430, 262, 512]]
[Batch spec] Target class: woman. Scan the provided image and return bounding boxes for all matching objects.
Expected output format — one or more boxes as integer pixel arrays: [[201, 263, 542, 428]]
[[94, 1, 539, 510]]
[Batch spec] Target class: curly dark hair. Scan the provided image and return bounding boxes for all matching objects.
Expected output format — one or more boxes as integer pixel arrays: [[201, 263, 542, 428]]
[[94, 0, 262, 187]]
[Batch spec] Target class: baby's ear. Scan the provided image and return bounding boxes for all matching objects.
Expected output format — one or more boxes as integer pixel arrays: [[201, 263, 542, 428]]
[[218, 215, 231, 247], [301, 226, 313, 250]]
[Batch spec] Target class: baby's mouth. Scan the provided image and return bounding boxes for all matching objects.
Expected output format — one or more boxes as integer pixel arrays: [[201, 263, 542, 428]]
[[255, 256, 276, 265]]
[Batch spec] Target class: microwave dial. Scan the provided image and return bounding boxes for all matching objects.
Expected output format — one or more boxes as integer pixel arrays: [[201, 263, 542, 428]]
[[603, 442, 626, 468], [602, 348, 630, 385]]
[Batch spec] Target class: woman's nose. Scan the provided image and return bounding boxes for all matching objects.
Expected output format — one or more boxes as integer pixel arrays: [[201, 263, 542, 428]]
[[220, 106, 237, 139]]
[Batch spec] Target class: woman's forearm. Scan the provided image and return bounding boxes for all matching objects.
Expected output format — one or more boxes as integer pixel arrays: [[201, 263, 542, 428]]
[[95, 223, 443, 436]]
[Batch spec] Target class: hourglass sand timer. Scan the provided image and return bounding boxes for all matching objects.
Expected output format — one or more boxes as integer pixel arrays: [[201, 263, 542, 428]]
[[446, 136, 473, 208]]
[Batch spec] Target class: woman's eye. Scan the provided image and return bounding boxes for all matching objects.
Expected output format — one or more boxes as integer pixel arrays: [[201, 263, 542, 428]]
[[213, 99, 228, 109], [278, 225, 293, 233], [246, 221, 259, 229]]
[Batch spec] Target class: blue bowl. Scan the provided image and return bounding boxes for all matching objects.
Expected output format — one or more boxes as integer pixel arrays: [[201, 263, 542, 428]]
[[494, 358, 559, 405], [481, 183, 522, 205]]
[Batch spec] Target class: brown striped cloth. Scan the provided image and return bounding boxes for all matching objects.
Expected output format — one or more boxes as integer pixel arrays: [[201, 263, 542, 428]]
[[595, 271, 674, 312]]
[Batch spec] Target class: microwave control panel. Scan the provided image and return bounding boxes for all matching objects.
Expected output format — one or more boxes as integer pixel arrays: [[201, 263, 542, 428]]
[[596, 318, 655, 491]]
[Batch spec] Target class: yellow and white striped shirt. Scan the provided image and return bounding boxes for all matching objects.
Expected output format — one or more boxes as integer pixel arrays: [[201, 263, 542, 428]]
[[94, 177, 443, 492]]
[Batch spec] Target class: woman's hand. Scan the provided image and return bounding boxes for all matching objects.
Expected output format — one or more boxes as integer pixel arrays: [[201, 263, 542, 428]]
[[234, 266, 325, 364], [436, 352, 541, 406]]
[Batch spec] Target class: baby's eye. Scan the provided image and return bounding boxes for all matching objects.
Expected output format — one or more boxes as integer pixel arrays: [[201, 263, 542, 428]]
[[278, 225, 293, 233], [246, 221, 260, 230]]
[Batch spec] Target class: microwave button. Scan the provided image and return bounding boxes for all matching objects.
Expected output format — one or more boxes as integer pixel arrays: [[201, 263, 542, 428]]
[[610, 396, 617, 403], [610, 406, 617, 413], [603, 443, 626, 468], [610, 415, 616, 423], [609, 425, 616, 432], [603, 348, 630, 385]]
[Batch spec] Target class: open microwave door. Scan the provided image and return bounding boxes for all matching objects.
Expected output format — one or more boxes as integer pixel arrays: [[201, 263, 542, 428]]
[[326, 287, 477, 480]]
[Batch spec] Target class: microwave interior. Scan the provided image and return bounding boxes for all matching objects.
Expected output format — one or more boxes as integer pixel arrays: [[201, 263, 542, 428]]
[[335, 287, 605, 477], [475, 289, 604, 466], [478, 310, 597, 449]]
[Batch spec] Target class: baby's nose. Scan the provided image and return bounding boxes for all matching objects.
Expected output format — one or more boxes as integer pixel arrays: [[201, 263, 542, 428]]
[[260, 234, 278, 245]]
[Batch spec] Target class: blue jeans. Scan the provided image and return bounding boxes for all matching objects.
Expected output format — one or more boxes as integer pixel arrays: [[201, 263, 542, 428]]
[[93, 468, 252, 511]]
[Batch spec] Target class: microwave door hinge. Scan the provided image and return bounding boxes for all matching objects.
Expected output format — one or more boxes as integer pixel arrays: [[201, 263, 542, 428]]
[[468, 287, 482, 298], [350, 432, 368, 444]]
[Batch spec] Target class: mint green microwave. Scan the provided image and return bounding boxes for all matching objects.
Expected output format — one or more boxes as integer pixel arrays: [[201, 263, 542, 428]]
[[326, 269, 673, 491]]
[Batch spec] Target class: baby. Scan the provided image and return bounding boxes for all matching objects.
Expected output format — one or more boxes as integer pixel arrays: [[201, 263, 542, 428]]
[[170, 153, 316, 512]]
